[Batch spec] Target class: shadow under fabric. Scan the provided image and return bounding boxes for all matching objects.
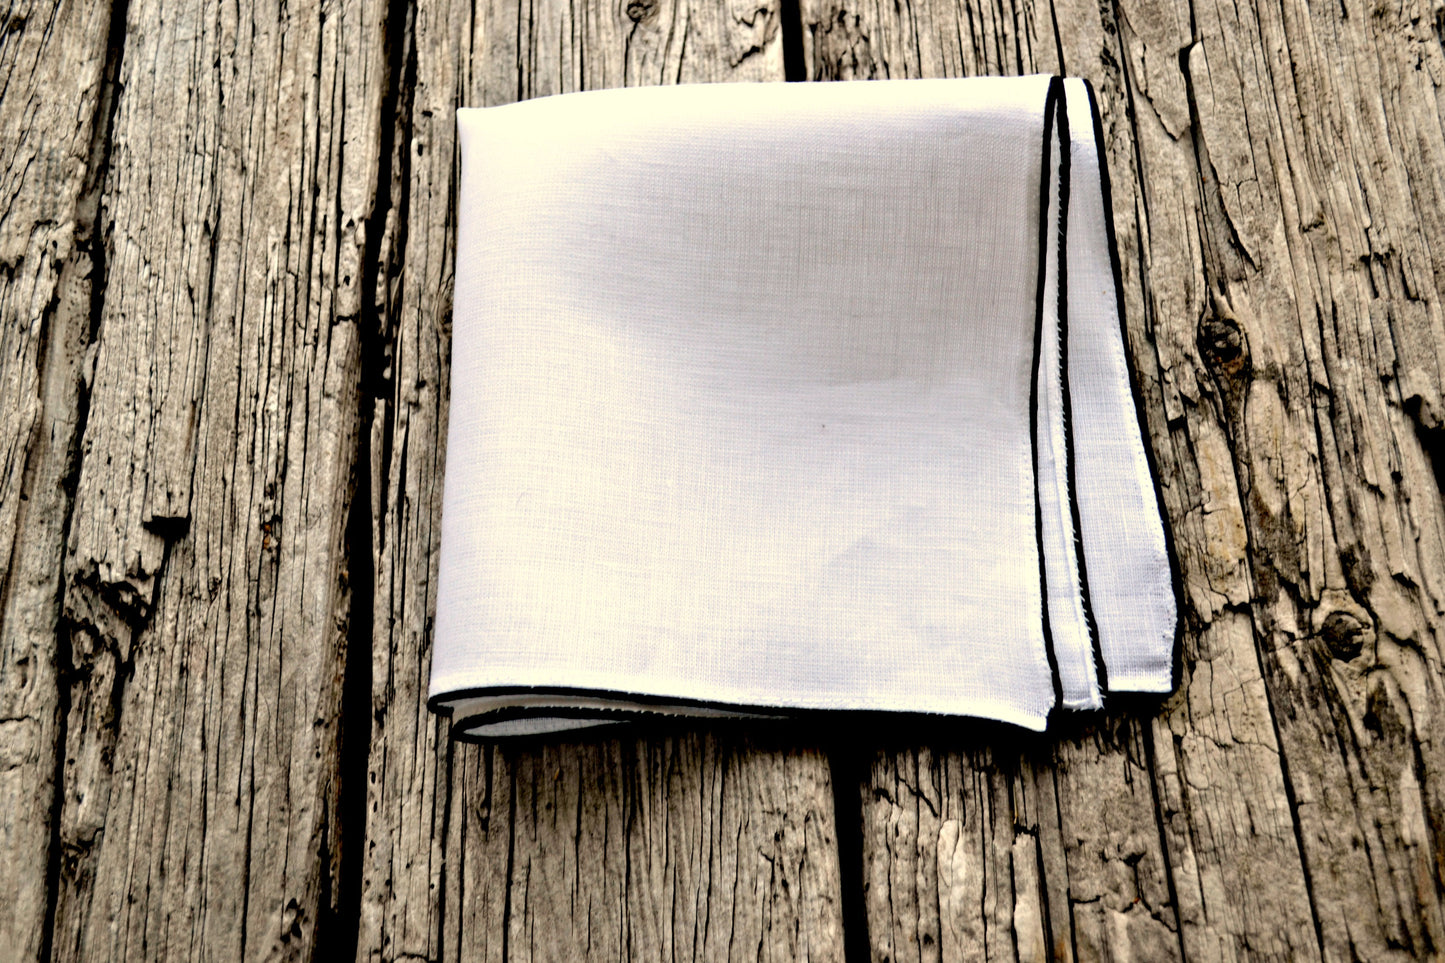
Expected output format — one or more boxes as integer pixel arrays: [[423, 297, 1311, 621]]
[[429, 76, 1178, 740]]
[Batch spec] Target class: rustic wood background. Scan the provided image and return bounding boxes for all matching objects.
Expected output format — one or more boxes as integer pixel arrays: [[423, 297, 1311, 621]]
[[3, 0, 1444, 957]]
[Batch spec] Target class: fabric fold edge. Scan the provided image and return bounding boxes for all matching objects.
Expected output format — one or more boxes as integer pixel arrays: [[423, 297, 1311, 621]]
[[1067, 78, 1182, 697], [428, 686, 1054, 740], [1034, 76, 1108, 713]]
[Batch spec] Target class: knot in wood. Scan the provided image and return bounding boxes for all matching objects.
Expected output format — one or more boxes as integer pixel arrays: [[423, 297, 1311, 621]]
[[1198, 316, 1247, 375], [625, 0, 656, 22], [1320, 610, 1366, 661]]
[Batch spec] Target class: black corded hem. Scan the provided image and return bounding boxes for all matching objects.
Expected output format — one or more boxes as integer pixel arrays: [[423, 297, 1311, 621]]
[[431, 686, 1052, 742], [1054, 79, 1110, 698], [1032, 75, 1070, 711], [1081, 77, 1187, 694], [428, 684, 788, 717]]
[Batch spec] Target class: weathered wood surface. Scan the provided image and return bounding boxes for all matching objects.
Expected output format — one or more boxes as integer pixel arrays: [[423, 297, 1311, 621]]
[[44, 0, 389, 957], [2, 0, 1444, 958], [0, 2, 115, 959]]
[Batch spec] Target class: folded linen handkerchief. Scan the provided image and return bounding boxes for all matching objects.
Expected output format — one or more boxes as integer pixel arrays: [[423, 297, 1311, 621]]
[[430, 76, 1178, 740]]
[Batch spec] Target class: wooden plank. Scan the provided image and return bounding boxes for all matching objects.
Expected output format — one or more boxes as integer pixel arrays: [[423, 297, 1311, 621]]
[[44, 0, 392, 958], [1161, 0, 1445, 955], [442, 734, 844, 962], [800, 0, 1445, 957], [357, 0, 846, 959], [858, 721, 1182, 963], [0, 1, 116, 959], [353, 0, 456, 954]]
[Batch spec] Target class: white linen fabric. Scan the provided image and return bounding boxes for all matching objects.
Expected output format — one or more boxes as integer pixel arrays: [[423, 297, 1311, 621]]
[[430, 75, 1178, 740]]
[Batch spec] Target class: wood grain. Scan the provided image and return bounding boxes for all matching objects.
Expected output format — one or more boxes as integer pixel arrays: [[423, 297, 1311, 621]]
[[38, 0, 390, 959], [0, 1, 115, 958], [440, 734, 844, 962], [4, 0, 1445, 957]]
